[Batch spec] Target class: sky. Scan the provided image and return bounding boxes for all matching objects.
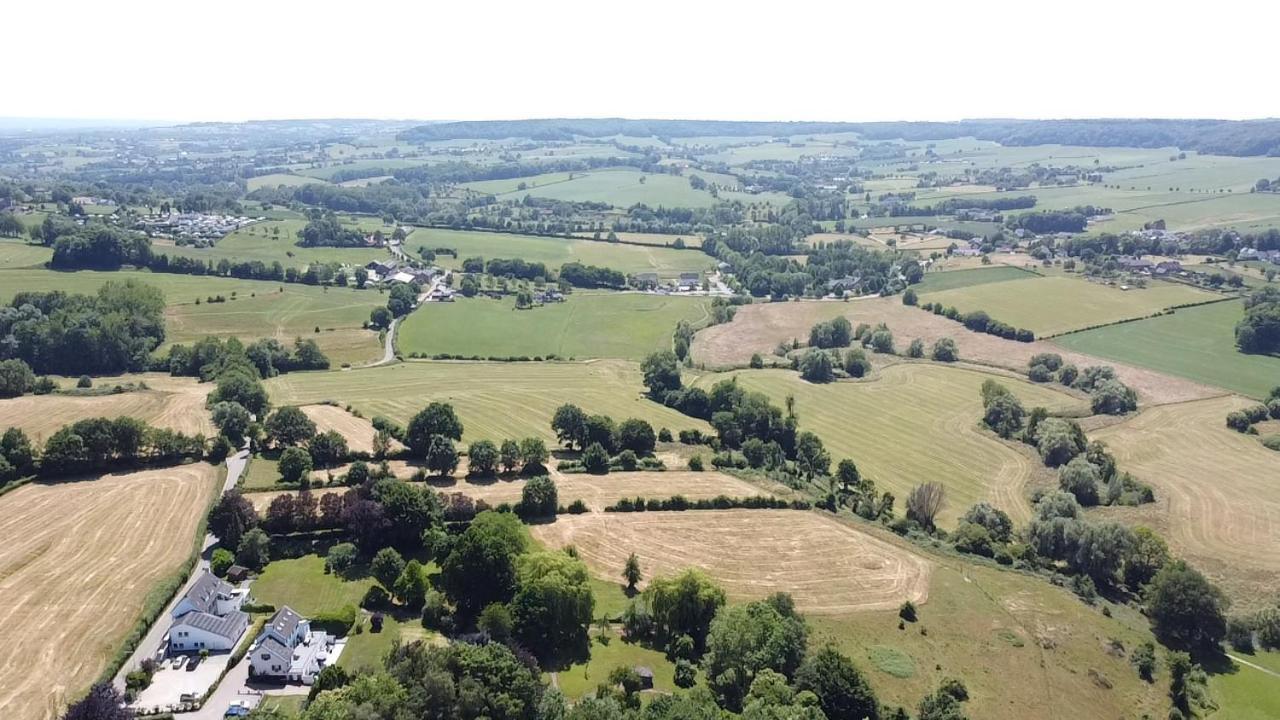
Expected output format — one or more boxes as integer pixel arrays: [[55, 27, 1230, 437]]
[[7, 0, 1277, 125]]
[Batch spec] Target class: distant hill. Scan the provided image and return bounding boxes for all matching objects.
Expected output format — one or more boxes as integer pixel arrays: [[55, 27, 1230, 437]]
[[399, 117, 1280, 157]]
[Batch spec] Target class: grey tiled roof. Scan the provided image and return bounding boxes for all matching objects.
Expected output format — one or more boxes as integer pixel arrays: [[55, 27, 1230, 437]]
[[179, 610, 249, 641], [182, 572, 234, 615], [266, 606, 302, 644]]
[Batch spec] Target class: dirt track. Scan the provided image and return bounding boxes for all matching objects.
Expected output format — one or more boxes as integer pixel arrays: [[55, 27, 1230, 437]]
[[0, 464, 218, 720], [691, 297, 1221, 405], [530, 509, 931, 614]]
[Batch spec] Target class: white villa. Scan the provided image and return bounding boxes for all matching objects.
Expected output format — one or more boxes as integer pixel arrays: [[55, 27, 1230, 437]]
[[168, 572, 250, 654], [249, 606, 337, 684]]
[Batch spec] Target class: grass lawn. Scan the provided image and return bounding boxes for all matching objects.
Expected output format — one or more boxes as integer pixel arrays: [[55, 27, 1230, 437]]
[[257, 695, 306, 716], [407, 227, 713, 278], [1208, 651, 1280, 720], [252, 555, 375, 618], [240, 454, 282, 490], [1053, 299, 1280, 399], [919, 275, 1219, 336], [265, 359, 709, 445], [398, 293, 712, 361], [552, 635, 681, 699], [694, 364, 1083, 527], [914, 265, 1037, 293], [341, 612, 444, 672]]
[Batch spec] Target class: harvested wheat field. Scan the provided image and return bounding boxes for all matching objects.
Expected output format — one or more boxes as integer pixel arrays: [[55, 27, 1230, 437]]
[[1091, 395, 1280, 610], [695, 366, 1081, 528], [249, 468, 777, 513], [691, 297, 1219, 405], [0, 464, 218, 720], [0, 375, 214, 441], [300, 404, 394, 455], [531, 509, 931, 614]]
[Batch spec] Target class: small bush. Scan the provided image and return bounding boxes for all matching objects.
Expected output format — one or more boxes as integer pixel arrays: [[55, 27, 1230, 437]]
[[899, 601, 917, 623], [77, 375, 93, 389], [688, 455, 704, 471]]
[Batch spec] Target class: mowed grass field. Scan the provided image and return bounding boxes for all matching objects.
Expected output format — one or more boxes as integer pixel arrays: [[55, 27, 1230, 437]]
[[913, 265, 1037, 293], [0, 239, 52, 269], [1209, 651, 1280, 720], [0, 465, 218, 720], [265, 359, 709, 444], [470, 168, 720, 208], [919, 275, 1219, 336], [695, 365, 1084, 527], [1053, 299, 1280, 399], [408, 227, 714, 277], [159, 218, 392, 270], [0, 374, 214, 440], [1091, 395, 1280, 609], [398, 293, 711, 360], [161, 283, 385, 367], [531, 510, 931, 614], [810, 555, 1171, 720]]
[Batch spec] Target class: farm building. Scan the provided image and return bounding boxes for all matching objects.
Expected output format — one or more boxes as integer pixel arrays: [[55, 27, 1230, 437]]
[[167, 572, 250, 653]]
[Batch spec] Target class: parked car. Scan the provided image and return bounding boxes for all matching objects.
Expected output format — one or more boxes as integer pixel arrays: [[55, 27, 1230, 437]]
[[180, 693, 198, 704], [170, 655, 185, 669], [225, 701, 251, 717]]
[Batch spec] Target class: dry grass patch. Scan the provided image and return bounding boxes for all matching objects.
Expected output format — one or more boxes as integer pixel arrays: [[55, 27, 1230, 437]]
[[530, 509, 931, 614], [300, 404, 392, 455], [692, 297, 1218, 405], [1090, 395, 1280, 610], [0, 464, 218, 720], [0, 375, 213, 441]]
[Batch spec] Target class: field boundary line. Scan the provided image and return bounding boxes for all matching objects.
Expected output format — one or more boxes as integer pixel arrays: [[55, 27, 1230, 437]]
[[1227, 654, 1280, 680], [1043, 295, 1240, 340]]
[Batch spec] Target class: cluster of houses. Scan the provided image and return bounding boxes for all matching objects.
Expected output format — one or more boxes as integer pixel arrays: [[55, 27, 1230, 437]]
[[632, 271, 704, 293], [1238, 247, 1280, 264], [136, 212, 259, 242], [365, 259, 438, 285], [165, 571, 337, 685], [1116, 256, 1184, 276]]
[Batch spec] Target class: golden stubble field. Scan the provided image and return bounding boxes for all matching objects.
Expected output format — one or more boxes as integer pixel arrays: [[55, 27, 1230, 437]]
[[0, 374, 214, 441], [0, 464, 218, 720], [531, 509, 932, 614]]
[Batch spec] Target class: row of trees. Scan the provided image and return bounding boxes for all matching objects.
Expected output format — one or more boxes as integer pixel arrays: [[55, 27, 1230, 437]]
[[7, 417, 207, 479], [918, 301, 1036, 343], [1236, 286, 1280, 354]]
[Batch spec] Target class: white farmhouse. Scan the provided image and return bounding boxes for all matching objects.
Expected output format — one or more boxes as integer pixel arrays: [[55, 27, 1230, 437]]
[[249, 606, 337, 684], [168, 572, 250, 654]]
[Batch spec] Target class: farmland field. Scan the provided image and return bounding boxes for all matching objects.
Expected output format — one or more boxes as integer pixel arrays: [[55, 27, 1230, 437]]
[[530, 510, 931, 614], [1091, 395, 1280, 609], [473, 168, 719, 208], [919, 275, 1220, 336], [571, 231, 703, 248], [811, 557, 1170, 719], [694, 365, 1084, 527], [691, 297, 1220, 405], [1053, 299, 1280, 399], [245, 173, 324, 191], [300, 404, 383, 454], [0, 464, 218, 720], [158, 218, 392, 270], [162, 282, 384, 366], [265, 359, 709, 444], [913, 265, 1037, 293], [407, 227, 714, 277], [0, 239, 52, 268], [398, 293, 711, 360], [0, 374, 214, 440], [247, 468, 778, 513]]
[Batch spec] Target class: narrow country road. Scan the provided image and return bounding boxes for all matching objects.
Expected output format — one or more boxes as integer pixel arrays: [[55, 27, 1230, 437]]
[[367, 317, 398, 367], [113, 448, 250, 693]]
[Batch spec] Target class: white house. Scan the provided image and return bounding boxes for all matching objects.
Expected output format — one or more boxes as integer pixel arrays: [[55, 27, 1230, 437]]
[[249, 606, 336, 684], [168, 572, 249, 654]]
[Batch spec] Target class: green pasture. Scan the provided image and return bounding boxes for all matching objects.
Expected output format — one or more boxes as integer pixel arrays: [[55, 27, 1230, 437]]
[[264, 359, 708, 445], [160, 218, 392, 270], [914, 265, 1036, 293], [246, 173, 325, 191], [1053, 299, 1280, 399], [0, 239, 52, 268], [398, 293, 711, 361], [920, 275, 1219, 336]]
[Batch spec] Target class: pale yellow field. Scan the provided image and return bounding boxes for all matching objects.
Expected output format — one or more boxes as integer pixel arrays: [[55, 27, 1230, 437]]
[[0, 464, 218, 720], [531, 509, 931, 614], [0, 375, 214, 441], [1092, 395, 1280, 609]]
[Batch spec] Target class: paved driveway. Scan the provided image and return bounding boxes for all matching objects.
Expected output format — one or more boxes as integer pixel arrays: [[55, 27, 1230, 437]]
[[133, 654, 231, 712]]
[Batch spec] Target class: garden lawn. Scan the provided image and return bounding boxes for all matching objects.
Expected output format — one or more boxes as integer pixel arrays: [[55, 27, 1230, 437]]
[[397, 293, 712, 360], [1053, 299, 1280, 399], [252, 555, 375, 618], [919, 275, 1218, 336]]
